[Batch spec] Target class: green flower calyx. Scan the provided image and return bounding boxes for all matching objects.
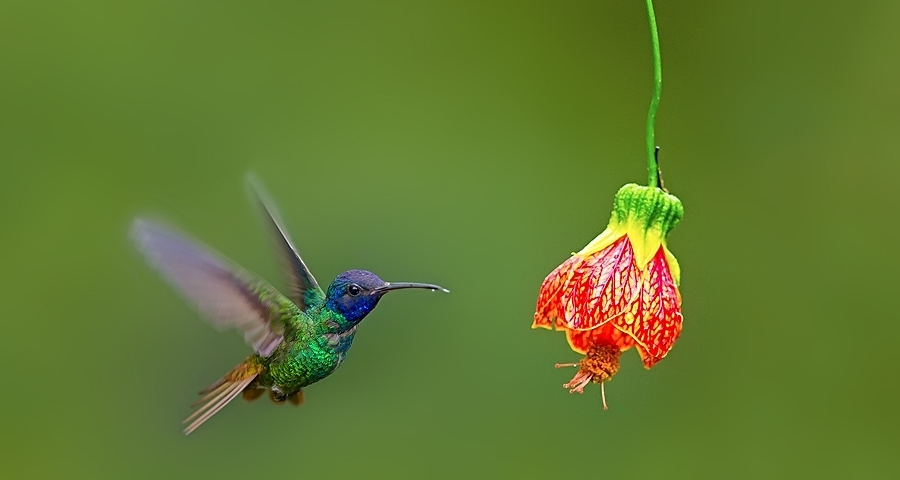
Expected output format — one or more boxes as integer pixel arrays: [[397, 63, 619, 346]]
[[577, 183, 683, 271], [609, 183, 683, 240]]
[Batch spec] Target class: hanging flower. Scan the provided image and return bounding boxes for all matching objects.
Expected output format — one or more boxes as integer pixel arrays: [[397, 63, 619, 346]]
[[533, 183, 683, 408]]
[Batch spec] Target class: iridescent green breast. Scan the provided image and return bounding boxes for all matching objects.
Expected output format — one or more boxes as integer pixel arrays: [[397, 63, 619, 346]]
[[259, 308, 358, 394]]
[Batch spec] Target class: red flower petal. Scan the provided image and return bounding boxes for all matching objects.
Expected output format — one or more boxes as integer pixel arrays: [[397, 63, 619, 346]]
[[561, 235, 640, 331], [533, 254, 583, 330], [621, 247, 683, 368], [565, 322, 636, 354]]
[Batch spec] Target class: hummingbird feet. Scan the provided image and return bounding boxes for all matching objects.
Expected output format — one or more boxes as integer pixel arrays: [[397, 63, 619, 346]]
[[288, 390, 305, 406], [270, 390, 287, 402], [242, 388, 265, 402], [268, 388, 305, 406]]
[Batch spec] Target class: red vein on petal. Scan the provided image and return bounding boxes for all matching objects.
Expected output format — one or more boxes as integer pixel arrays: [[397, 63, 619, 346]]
[[562, 236, 640, 331], [611, 247, 683, 368]]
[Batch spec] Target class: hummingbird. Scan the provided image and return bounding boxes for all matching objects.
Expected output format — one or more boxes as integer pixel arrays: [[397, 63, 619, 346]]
[[131, 179, 448, 435]]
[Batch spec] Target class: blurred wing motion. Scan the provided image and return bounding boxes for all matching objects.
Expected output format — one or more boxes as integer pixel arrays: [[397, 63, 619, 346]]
[[247, 175, 326, 310], [131, 219, 300, 357]]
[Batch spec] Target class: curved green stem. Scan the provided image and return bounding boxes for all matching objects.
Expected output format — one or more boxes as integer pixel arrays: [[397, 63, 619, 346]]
[[645, 0, 662, 188]]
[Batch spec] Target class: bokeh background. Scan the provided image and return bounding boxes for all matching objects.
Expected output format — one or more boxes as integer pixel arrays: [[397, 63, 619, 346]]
[[2, 0, 898, 478]]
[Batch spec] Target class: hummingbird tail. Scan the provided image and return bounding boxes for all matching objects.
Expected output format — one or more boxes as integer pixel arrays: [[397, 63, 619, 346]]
[[183, 359, 262, 435]]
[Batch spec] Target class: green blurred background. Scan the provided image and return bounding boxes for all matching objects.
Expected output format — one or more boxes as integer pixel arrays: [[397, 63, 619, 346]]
[[2, 0, 898, 478]]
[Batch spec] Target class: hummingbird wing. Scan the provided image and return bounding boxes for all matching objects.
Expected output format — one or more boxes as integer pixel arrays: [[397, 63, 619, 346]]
[[247, 175, 326, 311], [131, 219, 301, 357]]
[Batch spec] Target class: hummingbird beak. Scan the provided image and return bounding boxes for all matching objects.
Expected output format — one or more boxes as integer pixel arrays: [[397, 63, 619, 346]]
[[375, 282, 450, 294]]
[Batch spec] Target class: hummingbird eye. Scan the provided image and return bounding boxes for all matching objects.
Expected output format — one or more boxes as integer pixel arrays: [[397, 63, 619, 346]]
[[347, 284, 361, 296]]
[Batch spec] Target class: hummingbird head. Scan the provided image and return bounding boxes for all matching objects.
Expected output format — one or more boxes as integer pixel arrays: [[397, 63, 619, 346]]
[[325, 269, 448, 326]]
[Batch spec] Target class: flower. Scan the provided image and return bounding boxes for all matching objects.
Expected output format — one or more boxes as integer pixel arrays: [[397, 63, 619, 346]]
[[533, 183, 683, 407]]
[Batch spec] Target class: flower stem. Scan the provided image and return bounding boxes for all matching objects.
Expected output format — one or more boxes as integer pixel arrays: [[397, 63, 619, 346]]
[[644, 0, 662, 188]]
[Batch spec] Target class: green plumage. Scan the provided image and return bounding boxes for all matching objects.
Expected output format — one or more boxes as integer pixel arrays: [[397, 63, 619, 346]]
[[257, 304, 355, 395]]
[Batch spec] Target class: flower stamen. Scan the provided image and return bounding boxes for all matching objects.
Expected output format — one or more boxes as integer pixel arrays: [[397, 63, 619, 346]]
[[557, 344, 622, 403], [563, 370, 593, 393]]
